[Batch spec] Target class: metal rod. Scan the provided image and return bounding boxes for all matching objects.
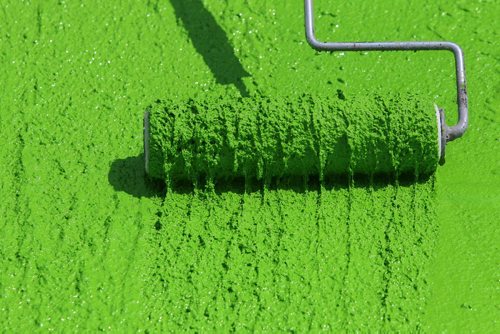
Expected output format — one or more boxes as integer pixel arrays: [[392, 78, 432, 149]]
[[304, 0, 468, 141]]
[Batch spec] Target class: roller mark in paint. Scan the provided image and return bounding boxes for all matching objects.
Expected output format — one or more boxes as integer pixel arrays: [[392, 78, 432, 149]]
[[143, 178, 436, 331]]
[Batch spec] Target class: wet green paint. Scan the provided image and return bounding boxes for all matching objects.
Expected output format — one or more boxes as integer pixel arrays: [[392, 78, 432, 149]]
[[144, 180, 436, 332], [0, 0, 497, 332]]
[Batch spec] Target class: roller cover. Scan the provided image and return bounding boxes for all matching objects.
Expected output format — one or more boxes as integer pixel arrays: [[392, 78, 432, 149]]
[[145, 94, 440, 181]]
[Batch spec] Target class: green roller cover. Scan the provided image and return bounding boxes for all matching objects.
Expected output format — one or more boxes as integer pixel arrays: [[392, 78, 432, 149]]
[[144, 93, 441, 182]]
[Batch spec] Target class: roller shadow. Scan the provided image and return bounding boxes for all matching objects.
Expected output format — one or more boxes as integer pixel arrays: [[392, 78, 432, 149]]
[[108, 154, 165, 198], [170, 0, 250, 96], [168, 172, 432, 195], [108, 154, 432, 198]]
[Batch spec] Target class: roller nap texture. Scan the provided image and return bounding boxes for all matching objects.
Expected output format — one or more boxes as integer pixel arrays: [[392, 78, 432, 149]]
[[145, 93, 440, 182]]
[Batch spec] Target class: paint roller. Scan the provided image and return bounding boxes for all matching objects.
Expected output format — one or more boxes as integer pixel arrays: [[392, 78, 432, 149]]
[[143, 0, 468, 182]]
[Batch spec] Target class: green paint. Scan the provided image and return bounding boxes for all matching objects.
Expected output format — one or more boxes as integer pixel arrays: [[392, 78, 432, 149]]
[[145, 180, 436, 332], [0, 0, 497, 332], [146, 93, 439, 181]]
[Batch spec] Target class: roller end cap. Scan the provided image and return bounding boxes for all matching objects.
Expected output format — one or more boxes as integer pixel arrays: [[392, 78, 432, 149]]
[[435, 105, 446, 166]]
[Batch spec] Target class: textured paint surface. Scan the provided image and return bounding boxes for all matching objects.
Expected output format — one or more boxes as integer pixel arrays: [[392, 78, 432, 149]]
[[0, 0, 497, 332], [145, 180, 437, 332]]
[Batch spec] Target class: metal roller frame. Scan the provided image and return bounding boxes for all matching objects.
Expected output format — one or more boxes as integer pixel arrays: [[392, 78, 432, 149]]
[[304, 0, 468, 161]]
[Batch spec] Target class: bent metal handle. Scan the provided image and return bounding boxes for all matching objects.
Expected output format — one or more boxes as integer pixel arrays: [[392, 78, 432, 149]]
[[304, 0, 468, 142]]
